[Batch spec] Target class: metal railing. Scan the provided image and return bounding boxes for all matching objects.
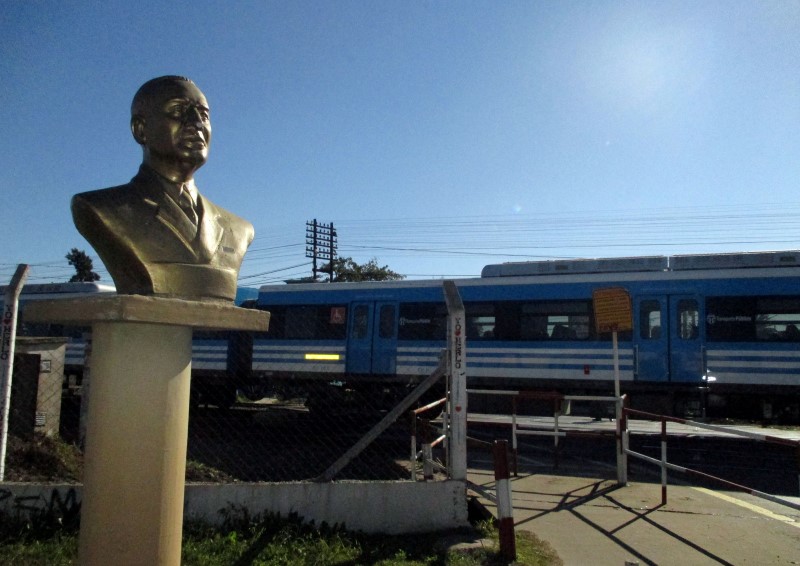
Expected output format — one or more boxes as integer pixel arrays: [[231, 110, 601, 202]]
[[620, 406, 800, 512], [410, 396, 447, 481], [467, 389, 625, 480]]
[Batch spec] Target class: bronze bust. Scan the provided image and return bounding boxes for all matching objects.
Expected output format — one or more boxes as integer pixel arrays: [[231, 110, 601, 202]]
[[71, 76, 254, 303]]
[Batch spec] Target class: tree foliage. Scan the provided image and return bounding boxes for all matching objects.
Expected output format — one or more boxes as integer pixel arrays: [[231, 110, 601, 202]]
[[322, 257, 404, 282], [330, 257, 404, 282], [65, 248, 100, 282]]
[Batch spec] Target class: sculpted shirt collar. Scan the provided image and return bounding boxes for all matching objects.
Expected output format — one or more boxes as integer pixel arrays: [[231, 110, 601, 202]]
[[133, 164, 198, 206]]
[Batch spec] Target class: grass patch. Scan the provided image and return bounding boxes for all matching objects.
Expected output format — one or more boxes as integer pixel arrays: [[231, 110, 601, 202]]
[[0, 507, 561, 565]]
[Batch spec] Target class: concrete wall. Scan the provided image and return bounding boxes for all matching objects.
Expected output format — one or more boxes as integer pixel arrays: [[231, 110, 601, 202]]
[[0, 480, 468, 535]]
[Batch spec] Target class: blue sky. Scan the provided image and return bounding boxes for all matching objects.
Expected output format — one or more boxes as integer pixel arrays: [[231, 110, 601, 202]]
[[2, 1, 799, 286]]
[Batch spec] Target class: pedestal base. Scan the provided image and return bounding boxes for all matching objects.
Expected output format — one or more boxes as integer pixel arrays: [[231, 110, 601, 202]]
[[80, 321, 191, 565], [24, 296, 269, 566]]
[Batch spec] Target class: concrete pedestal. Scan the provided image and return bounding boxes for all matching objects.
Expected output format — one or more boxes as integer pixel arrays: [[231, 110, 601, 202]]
[[24, 295, 268, 566]]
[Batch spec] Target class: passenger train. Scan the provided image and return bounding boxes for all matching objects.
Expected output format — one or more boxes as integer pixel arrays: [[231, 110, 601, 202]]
[[249, 251, 800, 420], [5, 250, 800, 420]]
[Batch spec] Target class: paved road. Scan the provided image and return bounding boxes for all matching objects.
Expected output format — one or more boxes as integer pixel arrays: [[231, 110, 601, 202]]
[[469, 466, 800, 565], [467, 441, 800, 565]]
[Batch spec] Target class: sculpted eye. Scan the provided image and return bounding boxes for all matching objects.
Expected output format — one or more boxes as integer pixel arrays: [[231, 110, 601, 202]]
[[166, 104, 185, 118]]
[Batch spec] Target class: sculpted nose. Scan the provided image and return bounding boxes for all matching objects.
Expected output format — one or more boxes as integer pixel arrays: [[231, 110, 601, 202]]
[[183, 106, 205, 127]]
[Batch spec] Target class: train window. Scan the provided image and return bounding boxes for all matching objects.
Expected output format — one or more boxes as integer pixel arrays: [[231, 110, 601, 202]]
[[465, 303, 495, 340], [639, 300, 661, 339], [398, 303, 447, 340], [706, 297, 755, 341], [261, 305, 347, 340], [677, 299, 699, 340], [379, 305, 395, 339], [520, 300, 591, 340], [755, 297, 800, 341], [353, 305, 369, 339], [285, 307, 318, 339], [706, 296, 800, 342]]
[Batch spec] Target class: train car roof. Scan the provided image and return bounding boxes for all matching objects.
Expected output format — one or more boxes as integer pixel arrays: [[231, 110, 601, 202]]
[[481, 250, 800, 278], [1, 282, 117, 296], [256, 250, 800, 298]]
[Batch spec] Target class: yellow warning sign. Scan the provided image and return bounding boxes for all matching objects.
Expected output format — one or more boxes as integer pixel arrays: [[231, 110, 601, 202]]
[[593, 287, 632, 333]]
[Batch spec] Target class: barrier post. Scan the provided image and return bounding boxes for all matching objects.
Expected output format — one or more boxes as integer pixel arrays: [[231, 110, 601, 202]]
[[661, 419, 668, 505], [617, 395, 628, 485], [493, 439, 516, 562], [410, 412, 417, 481], [511, 396, 519, 477], [553, 398, 561, 469]]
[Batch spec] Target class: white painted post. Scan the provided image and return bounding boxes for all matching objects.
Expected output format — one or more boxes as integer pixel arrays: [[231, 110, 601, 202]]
[[661, 420, 668, 505], [616, 396, 625, 484], [443, 281, 466, 481], [613, 330, 621, 400], [410, 415, 417, 481], [0, 264, 29, 482], [619, 413, 629, 485]]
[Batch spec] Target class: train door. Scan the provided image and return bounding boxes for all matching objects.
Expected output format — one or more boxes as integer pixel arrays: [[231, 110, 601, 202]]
[[634, 295, 704, 383], [634, 297, 668, 381], [345, 302, 398, 375], [668, 295, 704, 383]]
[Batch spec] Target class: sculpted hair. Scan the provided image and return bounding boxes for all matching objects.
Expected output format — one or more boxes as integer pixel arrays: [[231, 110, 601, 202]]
[[131, 75, 195, 118]]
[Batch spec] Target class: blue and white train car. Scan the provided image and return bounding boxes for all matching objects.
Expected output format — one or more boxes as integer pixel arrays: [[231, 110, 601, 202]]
[[252, 251, 800, 419]]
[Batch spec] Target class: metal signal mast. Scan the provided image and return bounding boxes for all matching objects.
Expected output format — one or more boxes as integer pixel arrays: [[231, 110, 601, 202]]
[[305, 219, 337, 282]]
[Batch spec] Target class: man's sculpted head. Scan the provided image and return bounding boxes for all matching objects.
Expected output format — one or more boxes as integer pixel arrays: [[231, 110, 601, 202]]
[[70, 75, 255, 303], [130, 76, 211, 183]]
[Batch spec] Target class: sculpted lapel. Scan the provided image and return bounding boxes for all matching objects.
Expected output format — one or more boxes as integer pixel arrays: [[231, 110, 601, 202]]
[[195, 195, 225, 263]]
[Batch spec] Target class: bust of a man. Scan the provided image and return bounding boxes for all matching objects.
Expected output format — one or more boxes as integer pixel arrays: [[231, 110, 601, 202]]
[[71, 76, 254, 303]]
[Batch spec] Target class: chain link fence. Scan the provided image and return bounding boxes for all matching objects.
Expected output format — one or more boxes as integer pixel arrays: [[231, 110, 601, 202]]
[[2, 299, 454, 486]]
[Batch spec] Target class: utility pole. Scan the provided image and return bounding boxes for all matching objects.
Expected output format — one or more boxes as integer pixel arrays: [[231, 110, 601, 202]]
[[305, 219, 337, 282]]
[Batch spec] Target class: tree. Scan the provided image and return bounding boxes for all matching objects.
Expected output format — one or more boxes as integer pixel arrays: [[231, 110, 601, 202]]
[[66, 248, 101, 282], [327, 257, 404, 282]]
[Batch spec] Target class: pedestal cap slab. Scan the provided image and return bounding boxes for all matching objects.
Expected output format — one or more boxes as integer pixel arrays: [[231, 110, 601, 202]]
[[23, 295, 269, 332]]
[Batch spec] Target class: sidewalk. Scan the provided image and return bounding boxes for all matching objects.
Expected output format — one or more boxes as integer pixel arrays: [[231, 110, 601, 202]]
[[467, 464, 800, 565]]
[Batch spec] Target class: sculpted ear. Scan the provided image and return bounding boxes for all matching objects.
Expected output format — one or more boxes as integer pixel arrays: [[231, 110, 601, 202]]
[[131, 115, 147, 145]]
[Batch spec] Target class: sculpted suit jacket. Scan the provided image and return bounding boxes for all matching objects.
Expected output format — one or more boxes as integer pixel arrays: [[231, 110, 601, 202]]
[[71, 165, 254, 302]]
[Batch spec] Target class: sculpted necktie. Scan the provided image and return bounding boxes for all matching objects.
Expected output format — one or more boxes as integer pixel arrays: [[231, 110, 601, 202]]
[[178, 187, 198, 226]]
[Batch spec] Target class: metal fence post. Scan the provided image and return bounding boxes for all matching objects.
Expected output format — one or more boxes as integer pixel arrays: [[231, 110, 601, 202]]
[[0, 264, 29, 482], [443, 281, 466, 481]]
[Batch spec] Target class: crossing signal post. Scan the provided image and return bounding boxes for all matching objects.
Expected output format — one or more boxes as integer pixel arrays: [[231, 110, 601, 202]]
[[306, 219, 337, 282]]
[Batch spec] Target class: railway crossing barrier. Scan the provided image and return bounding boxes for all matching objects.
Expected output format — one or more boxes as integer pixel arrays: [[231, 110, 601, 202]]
[[410, 396, 447, 481], [467, 389, 626, 482], [466, 390, 800, 513], [620, 406, 800, 512]]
